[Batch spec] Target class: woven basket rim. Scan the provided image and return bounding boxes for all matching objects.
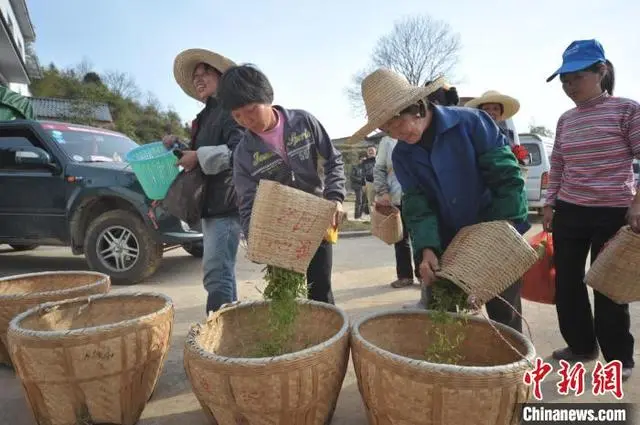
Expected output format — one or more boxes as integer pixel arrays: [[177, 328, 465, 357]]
[[8, 291, 173, 339], [184, 299, 350, 364], [351, 308, 536, 374], [0, 270, 110, 301]]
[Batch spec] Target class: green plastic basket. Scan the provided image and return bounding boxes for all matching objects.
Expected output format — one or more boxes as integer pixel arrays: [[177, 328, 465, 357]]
[[126, 142, 180, 200]]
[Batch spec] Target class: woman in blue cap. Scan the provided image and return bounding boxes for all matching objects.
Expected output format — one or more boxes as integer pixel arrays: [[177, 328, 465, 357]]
[[350, 69, 530, 332], [543, 39, 639, 381]]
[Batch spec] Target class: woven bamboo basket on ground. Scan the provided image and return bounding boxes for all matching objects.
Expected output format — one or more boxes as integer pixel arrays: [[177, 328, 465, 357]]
[[0, 270, 111, 367], [351, 309, 536, 425], [247, 179, 338, 274], [184, 300, 350, 425], [7, 292, 174, 425], [585, 225, 640, 303], [435, 220, 540, 306], [371, 204, 403, 245]]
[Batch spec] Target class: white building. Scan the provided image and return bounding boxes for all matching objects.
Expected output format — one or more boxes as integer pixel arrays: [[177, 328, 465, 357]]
[[0, 0, 39, 96]]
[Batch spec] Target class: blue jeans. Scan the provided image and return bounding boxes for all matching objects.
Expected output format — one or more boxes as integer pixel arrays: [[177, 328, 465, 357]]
[[202, 216, 241, 314]]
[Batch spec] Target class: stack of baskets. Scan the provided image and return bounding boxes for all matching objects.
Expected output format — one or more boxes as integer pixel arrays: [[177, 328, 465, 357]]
[[1, 271, 174, 425], [246, 179, 338, 273], [125, 141, 180, 200], [0, 271, 110, 366]]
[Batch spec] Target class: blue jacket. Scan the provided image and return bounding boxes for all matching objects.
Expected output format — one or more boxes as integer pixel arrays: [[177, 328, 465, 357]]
[[392, 105, 530, 258], [233, 106, 346, 238]]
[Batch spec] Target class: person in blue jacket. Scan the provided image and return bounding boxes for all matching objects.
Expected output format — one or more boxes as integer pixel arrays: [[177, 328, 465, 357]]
[[217, 64, 346, 305], [349, 68, 530, 332]]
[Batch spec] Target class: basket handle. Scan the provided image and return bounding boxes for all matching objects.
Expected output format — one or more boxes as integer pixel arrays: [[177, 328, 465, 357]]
[[476, 295, 535, 368]]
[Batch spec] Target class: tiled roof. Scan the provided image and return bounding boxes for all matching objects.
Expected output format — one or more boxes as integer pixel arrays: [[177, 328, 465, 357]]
[[332, 131, 386, 147], [30, 97, 113, 122]]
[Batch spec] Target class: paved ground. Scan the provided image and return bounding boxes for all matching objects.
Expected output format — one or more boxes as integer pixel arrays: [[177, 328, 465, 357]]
[[0, 214, 638, 424]]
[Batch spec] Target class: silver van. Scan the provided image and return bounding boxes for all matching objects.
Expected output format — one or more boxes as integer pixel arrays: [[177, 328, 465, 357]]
[[519, 133, 554, 214]]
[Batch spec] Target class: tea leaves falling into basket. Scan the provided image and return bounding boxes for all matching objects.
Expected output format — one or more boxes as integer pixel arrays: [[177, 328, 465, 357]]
[[253, 265, 309, 357], [424, 278, 472, 365]]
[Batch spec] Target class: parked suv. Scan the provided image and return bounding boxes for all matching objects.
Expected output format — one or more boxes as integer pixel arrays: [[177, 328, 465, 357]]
[[0, 119, 204, 285]]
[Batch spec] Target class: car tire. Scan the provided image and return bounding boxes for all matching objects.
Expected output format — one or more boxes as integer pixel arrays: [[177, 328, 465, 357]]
[[182, 241, 204, 258], [9, 244, 39, 251], [84, 209, 163, 285]]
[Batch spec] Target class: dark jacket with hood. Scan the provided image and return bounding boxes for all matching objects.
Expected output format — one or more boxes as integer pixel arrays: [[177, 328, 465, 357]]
[[233, 106, 346, 238], [189, 96, 246, 218]]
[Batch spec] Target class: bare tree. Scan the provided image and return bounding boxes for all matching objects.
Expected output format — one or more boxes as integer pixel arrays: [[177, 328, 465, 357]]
[[346, 15, 461, 117], [103, 70, 141, 100], [73, 57, 94, 79]]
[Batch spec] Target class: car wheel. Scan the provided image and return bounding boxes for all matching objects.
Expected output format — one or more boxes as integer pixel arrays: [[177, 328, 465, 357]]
[[9, 244, 39, 252], [182, 241, 204, 258], [84, 210, 163, 285]]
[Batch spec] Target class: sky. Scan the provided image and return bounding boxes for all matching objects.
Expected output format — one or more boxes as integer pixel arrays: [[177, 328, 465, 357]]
[[27, 0, 640, 140]]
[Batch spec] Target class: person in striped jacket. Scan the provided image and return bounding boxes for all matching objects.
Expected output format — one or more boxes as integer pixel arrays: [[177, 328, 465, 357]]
[[543, 39, 639, 382]]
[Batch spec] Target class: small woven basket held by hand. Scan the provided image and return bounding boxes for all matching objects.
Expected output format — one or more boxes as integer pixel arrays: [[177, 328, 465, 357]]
[[436, 221, 540, 306], [585, 225, 640, 304], [371, 204, 403, 244], [247, 180, 338, 274]]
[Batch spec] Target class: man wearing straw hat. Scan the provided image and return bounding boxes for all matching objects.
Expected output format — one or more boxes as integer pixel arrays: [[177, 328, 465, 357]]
[[164, 48, 245, 315], [349, 68, 530, 332]]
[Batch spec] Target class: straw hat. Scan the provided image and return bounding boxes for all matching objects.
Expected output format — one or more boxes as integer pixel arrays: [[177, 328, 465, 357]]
[[464, 90, 520, 121], [349, 69, 446, 143], [173, 48, 236, 102]]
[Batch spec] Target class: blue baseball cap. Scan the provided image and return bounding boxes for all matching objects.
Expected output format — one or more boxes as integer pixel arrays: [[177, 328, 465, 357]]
[[546, 39, 606, 82]]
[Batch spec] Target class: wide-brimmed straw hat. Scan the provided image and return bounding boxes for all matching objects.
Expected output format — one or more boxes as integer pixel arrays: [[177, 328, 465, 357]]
[[349, 69, 446, 143], [464, 90, 520, 121], [173, 48, 236, 102]]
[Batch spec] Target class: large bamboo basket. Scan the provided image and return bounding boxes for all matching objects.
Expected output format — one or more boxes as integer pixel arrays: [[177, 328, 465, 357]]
[[585, 225, 640, 304], [371, 204, 403, 245], [247, 180, 338, 274], [436, 221, 539, 306], [351, 309, 536, 425], [7, 292, 174, 425], [0, 271, 111, 367], [184, 300, 350, 425]]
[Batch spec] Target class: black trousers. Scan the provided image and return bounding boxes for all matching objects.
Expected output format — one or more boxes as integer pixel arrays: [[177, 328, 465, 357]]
[[485, 279, 523, 333], [394, 203, 420, 280], [354, 187, 364, 218], [307, 240, 334, 305], [552, 200, 634, 368]]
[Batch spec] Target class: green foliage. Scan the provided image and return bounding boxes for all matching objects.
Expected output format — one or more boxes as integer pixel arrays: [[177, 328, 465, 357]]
[[253, 266, 308, 357], [424, 279, 471, 365], [29, 62, 189, 143]]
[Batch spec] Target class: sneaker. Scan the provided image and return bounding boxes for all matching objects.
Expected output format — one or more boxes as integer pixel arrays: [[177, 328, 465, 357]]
[[552, 347, 599, 362], [390, 278, 414, 288], [622, 367, 633, 382]]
